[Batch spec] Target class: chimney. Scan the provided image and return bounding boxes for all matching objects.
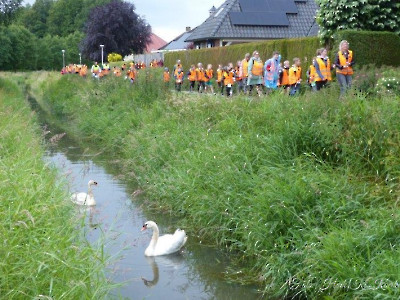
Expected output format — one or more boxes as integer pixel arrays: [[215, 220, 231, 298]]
[[186, 26, 191, 32], [209, 5, 217, 16]]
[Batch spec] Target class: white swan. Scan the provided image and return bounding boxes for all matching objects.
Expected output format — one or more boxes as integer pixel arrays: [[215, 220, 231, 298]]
[[141, 221, 187, 256], [71, 180, 98, 206]]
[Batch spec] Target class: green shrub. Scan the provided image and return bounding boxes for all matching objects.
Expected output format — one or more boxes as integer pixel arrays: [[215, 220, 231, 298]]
[[107, 52, 123, 62]]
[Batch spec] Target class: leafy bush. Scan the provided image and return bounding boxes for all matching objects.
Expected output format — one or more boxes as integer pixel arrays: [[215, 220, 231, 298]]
[[107, 52, 123, 62], [316, 0, 400, 43]]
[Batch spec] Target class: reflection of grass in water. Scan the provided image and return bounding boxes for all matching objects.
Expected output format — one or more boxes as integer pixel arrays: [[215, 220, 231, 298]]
[[0, 77, 122, 298], [37, 69, 400, 299]]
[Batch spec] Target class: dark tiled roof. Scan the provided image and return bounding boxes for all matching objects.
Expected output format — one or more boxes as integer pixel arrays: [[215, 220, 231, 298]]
[[186, 0, 320, 42]]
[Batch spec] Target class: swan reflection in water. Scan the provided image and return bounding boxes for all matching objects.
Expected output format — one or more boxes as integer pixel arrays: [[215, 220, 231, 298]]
[[141, 253, 185, 288]]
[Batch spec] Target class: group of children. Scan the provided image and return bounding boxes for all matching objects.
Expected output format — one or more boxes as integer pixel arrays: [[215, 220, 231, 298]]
[[163, 45, 352, 97], [63, 45, 353, 98], [163, 56, 305, 97]]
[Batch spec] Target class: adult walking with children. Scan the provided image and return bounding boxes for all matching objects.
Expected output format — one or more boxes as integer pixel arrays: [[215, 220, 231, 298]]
[[335, 40, 355, 96], [247, 50, 264, 97]]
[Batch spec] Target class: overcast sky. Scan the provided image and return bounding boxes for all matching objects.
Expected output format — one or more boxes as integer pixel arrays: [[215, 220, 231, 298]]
[[23, 0, 226, 42]]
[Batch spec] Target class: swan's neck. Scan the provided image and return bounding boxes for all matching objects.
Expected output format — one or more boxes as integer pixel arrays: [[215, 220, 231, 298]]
[[84, 185, 94, 205], [149, 227, 159, 249], [87, 185, 94, 196]]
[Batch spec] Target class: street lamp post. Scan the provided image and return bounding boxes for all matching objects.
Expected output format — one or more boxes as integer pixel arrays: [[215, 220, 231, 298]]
[[100, 45, 104, 65], [79, 53, 82, 65], [61, 50, 65, 69]]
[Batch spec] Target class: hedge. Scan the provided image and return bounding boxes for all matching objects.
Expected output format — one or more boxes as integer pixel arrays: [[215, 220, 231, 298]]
[[164, 37, 320, 75], [164, 30, 400, 75], [333, 30, 400, 67]]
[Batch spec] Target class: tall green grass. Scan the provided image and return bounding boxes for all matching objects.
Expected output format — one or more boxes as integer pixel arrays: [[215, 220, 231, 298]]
[[39, 70, 400, 298], [0, 77, 114, 299]]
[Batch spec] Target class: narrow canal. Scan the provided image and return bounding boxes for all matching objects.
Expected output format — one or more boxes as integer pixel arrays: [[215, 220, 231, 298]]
[[29, 97, 264, 299]]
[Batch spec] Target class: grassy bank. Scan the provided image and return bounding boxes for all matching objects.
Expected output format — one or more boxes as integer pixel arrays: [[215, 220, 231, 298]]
[[0, 76, 113, 299], [38, 70, 400, 299]]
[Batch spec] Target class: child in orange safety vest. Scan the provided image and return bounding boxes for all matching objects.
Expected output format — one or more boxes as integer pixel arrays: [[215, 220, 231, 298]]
[[187, 65, 197, 92], [127, 66, 137, 84], [163, 67, 170, 88], [288, 58, 302, 96], [306, 57, 317, 91], [216, 64, 224, 95], [196, 63, 206, 93], [204, 64, 215, 94], [223, 63, 235, 97], [278, 60, 290, 94], [175, 68, 184, 92]]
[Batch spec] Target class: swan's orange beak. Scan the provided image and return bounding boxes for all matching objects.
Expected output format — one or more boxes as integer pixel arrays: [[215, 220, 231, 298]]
[[141, 225, 147, 231]]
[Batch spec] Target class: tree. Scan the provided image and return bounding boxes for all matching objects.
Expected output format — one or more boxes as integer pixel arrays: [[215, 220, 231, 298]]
[[316, 0, 400, 42], [0, 0, 23, 25], [81, 0, 151, 61], [19, 0, 54, 38], [0, 25, 38, 70]]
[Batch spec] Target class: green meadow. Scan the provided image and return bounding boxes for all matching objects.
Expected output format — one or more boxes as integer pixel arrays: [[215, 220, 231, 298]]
[[0, 75, 115, 299], [7, 68, 400, 298]]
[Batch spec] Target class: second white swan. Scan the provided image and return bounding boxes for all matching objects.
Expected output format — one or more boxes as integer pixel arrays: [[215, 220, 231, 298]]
[[71, 180, 98, 206], [141, 221, 187, 256]]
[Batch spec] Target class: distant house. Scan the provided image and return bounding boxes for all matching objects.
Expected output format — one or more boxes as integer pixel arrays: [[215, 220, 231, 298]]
[[185, 0, 319, 49], [158, 27, 195, 51], [146, 33, 167, 53]]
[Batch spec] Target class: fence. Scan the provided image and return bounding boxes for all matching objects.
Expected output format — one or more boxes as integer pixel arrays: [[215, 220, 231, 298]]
[[124, 52, 165, 65]]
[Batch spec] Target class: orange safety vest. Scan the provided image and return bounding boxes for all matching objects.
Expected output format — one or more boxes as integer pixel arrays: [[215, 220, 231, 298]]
[[188, 69, 197, 81], [336, 50, 353, 75], [241, 59, 249, 78], [127, 68, 136, 80], [314, 57, 332, 82], [217, 68, 223, 82], [174, 64, 182, 76], [308, 65, 316, 83], [223, 70, 234, 86], [251, 59, 263, 76], [288, 66, 302, 85], [279, 68, 289, 86], [163, 71, 170, 82], [235, 67, 242, 81], [205, 69, 213, 82], [79, 66, 87, 77], [196, 68, 206, 81], [175, 71, 184, 83]]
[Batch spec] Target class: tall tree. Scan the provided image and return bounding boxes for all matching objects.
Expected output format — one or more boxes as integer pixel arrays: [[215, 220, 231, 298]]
[[46, 0, 113, 37], [19, 0, 54, 38], [0, 0, 23, 25], [81, 0, 151, 61], [316, 0, 400, 42]]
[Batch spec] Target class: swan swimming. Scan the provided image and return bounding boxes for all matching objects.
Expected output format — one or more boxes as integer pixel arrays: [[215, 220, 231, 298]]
[[141, 221, 187, 256], [71, 180, 98, 206]]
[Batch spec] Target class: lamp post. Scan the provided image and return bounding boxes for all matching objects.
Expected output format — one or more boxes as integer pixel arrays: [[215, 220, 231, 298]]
[[79, 53, 82, 65], [61, 49, 65, 69], [100, 44, 104, 65]]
